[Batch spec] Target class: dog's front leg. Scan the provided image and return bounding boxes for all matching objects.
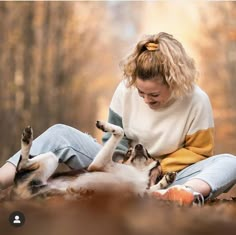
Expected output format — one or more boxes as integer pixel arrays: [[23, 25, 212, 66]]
[[88, 121, 124, 172]]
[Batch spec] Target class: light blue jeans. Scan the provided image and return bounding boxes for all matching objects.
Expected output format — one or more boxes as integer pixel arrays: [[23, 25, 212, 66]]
[[7, 124, 236, 200], [8, 124, 102, 170]]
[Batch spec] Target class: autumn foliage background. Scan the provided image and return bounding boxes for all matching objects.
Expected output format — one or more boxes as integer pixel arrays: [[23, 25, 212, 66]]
[[1, 2, 236, 234], [0, 1, 236, 165]]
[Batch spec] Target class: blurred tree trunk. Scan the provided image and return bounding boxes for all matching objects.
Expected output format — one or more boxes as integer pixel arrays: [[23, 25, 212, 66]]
[[22, 2, 35, 116], [0, 1, 119, 164], [197, 2, 236, 154], [37, 1, 51, 129], [51, 2, 68, 123]]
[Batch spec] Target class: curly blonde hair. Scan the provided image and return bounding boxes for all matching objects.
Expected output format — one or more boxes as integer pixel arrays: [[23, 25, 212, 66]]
[[120, 32, 198, 98]]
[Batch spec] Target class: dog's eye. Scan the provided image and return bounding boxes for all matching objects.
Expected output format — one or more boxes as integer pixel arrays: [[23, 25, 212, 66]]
[[121, 148, 133, 162], [125, 148, 133, 158], [127, 150, 132, 156]]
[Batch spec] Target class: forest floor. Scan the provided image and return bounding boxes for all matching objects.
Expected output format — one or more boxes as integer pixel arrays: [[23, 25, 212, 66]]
[[1, 186, 236, 235]]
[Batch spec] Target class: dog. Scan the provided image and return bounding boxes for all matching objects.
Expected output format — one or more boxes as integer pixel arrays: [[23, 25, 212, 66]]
[[11, 121, 176, 200]]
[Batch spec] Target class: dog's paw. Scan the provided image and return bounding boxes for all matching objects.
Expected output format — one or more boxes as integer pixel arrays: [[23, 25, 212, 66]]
[[165, 172, 177, 184], [96, 120, 124, 136], [96, 120, 108, 132], [22, 126, 33, 145]]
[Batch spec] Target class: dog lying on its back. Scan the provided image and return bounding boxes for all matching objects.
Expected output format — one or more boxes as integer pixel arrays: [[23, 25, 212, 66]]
[[11, 121, 176, 200]]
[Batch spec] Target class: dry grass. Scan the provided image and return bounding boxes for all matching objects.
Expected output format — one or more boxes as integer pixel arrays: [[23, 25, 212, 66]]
[[1, 186, 236, 235]]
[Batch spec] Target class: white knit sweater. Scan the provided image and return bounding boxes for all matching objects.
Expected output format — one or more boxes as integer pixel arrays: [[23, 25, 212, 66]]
[[106, 81, 214, 173]]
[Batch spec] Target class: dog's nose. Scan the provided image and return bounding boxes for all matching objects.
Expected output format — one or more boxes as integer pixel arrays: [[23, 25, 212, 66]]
[[135, 144, 143, 150]]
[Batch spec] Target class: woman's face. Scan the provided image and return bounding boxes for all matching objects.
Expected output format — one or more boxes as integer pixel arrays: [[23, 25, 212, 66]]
[[135, 78, 172, 110]]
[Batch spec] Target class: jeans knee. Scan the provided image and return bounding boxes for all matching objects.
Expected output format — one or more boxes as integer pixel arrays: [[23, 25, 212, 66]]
[[49, 123, 68, 129], [224, 153, 236, 158], [47, 124, 71, 133], [45, 124, 85, 140], [213, 153, 236, 165]]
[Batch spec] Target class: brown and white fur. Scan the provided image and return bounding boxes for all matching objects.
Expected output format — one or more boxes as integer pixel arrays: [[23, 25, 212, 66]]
[[11, 121, 176, 200]]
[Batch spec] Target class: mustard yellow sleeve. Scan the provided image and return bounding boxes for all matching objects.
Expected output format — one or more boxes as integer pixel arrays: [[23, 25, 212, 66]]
[[160, 128, 214, 173]]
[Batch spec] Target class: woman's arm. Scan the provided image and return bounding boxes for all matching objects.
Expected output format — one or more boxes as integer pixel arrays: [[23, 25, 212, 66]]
[[0, 162, 16, 189], [160, 86, 215, 173], [160, 127, 214, 173], [102, 108, 130, 153]]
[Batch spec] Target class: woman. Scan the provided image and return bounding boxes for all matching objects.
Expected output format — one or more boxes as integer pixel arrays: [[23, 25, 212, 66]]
[[1, 32, 236, 205]]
